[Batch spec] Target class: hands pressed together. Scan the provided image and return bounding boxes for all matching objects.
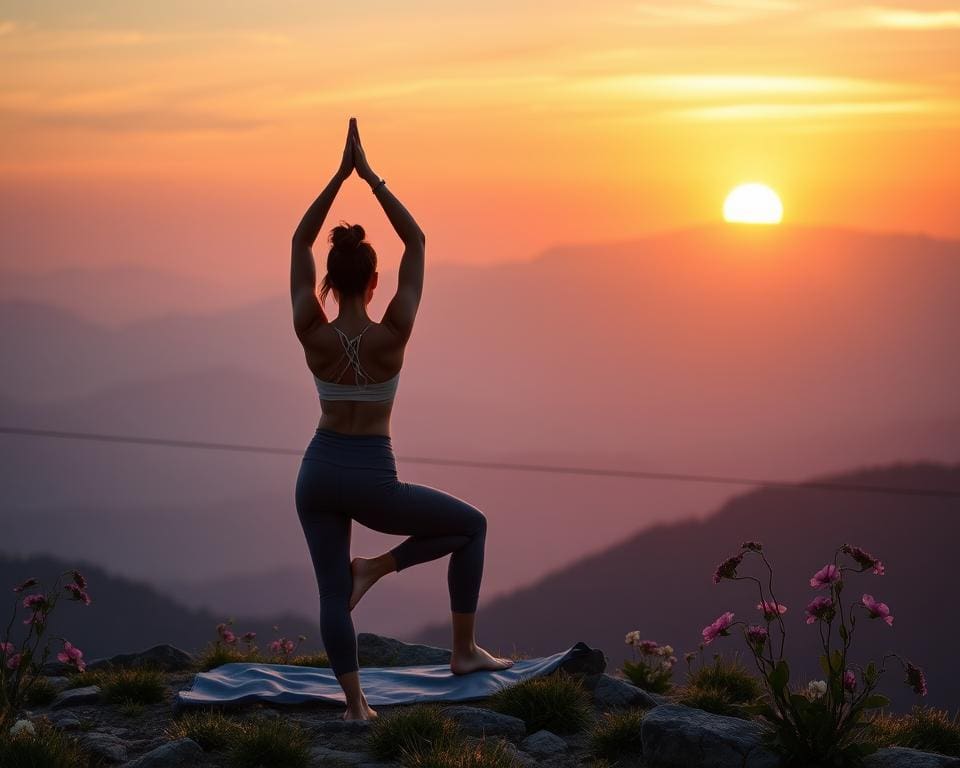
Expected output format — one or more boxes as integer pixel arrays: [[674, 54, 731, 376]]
[[336, 117, 378, 185]]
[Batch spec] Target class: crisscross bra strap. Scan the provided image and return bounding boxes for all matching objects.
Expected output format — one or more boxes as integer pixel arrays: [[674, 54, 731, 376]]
[[330, 321, 375, 384]]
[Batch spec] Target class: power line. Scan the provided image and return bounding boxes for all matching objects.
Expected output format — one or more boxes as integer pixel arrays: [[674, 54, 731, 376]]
[[1, 424, 958, 500]]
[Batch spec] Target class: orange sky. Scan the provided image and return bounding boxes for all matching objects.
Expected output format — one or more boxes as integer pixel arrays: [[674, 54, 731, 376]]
[[1, 0, 958, 292]]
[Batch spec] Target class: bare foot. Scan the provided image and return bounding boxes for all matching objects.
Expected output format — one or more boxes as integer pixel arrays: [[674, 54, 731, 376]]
[[450, 645, 515, 675], [342, 701, 378, 720], [349, 557, 381, 611]]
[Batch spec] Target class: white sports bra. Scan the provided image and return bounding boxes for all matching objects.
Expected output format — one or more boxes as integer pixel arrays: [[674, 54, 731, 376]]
[[313, 322, 400, 403]]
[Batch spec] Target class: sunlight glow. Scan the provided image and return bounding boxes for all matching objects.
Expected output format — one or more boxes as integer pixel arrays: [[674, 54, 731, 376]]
[[723, 183, 783, 224]]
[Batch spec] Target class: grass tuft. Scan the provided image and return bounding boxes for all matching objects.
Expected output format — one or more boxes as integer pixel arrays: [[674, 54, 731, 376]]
[[192, 644, 330, 672], [868, 705, 960, 756], [166, 708, 248, 751], [686, 655, 762, 705], [227, 717, 311, 768], [368, 704, 461, 761], [96, 668, 167, 706], [0, 717, 91, 768], [402, 737, 520, 768], [590, 708, 646, 761], [21, 677, 58, 708], [488, 671, 593, 734], [675, 683, 750, 719]]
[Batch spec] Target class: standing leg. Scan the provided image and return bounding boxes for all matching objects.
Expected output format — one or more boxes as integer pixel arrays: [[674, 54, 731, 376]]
[[295, 460, 377, 719], [346, 476, 513, 674]]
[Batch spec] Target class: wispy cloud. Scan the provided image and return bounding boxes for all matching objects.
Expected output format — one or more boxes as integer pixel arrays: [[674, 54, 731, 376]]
[[819, 6, 960, 30], [563, 73, 903, 99], [623, 0, 799, 26], [666, 99, 949, 121]]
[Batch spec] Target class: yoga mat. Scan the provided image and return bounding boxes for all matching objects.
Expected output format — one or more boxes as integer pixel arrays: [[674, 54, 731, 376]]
[[175, 642, 597, 709]]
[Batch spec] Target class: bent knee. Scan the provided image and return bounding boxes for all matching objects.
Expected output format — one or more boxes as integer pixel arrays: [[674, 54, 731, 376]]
[[469, 509, 487, 536]]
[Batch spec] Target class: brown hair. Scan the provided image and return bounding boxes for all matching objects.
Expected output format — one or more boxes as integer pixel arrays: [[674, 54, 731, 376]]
[[319, 221, 377, 306]]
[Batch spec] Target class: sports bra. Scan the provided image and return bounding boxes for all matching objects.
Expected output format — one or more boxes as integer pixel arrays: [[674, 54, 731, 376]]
[[313, 322, 400, 403]]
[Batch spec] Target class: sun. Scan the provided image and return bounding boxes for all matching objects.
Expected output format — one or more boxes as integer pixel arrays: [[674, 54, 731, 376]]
[[723, 183, 783, 225]]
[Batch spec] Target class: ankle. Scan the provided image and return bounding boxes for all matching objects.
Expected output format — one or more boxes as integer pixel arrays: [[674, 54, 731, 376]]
[[452, 640, 477, 655]]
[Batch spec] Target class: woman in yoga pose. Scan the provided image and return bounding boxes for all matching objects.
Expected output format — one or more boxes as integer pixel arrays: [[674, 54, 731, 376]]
[[290, 117, 513, 721]]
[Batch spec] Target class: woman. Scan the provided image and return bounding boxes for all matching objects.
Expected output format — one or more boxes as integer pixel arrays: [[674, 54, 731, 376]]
[[290, 117, 513, 721]]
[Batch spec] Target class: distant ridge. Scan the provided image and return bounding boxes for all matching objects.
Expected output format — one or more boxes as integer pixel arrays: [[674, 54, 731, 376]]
[[413, 462, 960, 713]]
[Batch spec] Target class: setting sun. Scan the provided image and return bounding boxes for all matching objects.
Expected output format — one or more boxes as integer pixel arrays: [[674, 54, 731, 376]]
[[723, 183, 784, 225]]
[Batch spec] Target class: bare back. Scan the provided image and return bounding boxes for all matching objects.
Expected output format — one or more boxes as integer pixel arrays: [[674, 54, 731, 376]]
[[300, 320, 407, 436]]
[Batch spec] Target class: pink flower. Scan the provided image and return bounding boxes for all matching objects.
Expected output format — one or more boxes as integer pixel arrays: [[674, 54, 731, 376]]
[[906, 662, 927, 696], [57, 641, 86, 673], [713, 554, 744, 584], [702, 612, 735, 645], [862, 594, 894, 625], [22, 594, 47, 609], [242, 631, 257, 642], [222, 630, 237, 645], [757, 601, 787, 620], [13, 577, 38, 593], [283, 639, 295, 654], [5, 653, 22, 670], [1, 641, 14, 654], [843, 670, 857, 692], [805, 596, 835, 624], [268, 639, 282, 654], [841, 545, 885, 575], [64, 583, 92, 605], [810, 564, 841, 589], [638, 640, 660, 655], [71, 570, 87, 589], [746, 625, 768, 649]]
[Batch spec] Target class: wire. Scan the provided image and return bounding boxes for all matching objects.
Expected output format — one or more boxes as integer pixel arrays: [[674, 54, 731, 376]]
[[2, 424, 958, 499]]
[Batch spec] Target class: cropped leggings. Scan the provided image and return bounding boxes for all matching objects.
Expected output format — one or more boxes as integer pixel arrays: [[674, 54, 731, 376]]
[[295, 428, 488, 677]]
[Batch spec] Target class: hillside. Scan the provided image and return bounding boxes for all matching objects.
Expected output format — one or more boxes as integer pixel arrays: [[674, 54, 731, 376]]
[[413, 463, 960, 712], [0, 551, 321, 660]]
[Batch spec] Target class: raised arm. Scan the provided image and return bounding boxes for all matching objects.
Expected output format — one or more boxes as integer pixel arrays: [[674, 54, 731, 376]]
[[290, 122, 356, 340], [351, 121, 426, 343]]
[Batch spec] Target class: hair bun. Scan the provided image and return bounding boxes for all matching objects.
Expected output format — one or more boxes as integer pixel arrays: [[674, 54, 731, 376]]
[[331, 221, 365, 250]]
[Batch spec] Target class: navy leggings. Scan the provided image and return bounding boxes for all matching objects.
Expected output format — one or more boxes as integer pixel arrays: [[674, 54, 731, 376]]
[[295, 427, 487, 677]]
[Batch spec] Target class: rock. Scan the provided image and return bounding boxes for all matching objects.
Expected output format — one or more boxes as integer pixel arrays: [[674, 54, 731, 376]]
[[555, 642, 607, 676], [865, 747, 960, 768], [51, 684, 101, 709], [77, 730, 130, 763], [310, 745, 376, 766], [312, 718, 375, 735], [43, 675, 72, 690], [641, 704, 780, 768], [46, 712, 81, 730], [122, 737, 204, 767], [87, 644, 195, 673], [439, 706, 527, 738], [521, 729, 568, 757], [40, 660, 74, 675], [590, 673, 662, 710], [357, 633, 451, 666], [498, 741, 541, 767]]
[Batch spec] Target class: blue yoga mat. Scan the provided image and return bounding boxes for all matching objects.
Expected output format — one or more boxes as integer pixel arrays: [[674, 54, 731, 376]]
[[176, 642, 596, 709]]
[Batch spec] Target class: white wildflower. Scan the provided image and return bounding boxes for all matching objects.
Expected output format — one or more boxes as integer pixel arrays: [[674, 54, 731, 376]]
[[624, 630, 641, 646], [806, 680, 828, 698], [9, 718, 36, 737]]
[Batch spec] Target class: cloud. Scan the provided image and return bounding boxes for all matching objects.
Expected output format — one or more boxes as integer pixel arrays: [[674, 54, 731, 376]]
[[562, 73, 909, 99], [623, 0, 799, 26], [819, 6, 960, 30], [0, 20, 17, 36], [665, 99, 949, 121]]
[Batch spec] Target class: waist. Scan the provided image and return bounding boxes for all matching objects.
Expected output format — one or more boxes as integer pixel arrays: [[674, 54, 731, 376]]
[[303, 427, 396, 469]]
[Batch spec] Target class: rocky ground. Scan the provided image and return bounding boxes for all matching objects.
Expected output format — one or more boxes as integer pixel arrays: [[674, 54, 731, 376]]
[[8, 635, 960, 768]]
